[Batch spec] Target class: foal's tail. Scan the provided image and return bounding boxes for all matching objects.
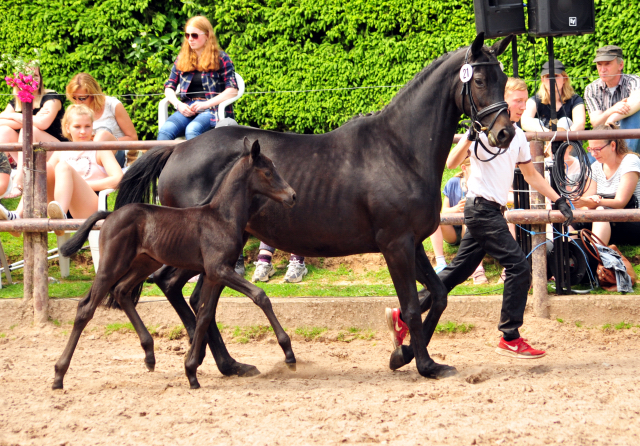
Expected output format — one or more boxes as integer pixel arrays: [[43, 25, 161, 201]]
[[114, 145, 174, 210], [59, 211, 111, 257]]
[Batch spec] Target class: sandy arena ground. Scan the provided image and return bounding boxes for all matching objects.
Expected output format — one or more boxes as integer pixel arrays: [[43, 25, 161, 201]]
[[1, 316, 639, 446]]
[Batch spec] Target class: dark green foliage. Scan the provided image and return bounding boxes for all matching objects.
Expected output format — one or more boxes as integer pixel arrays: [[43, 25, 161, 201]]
[[1, 0, 639, 137]]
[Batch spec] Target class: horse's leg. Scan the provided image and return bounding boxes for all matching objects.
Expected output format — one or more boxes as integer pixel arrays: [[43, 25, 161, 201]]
[[380, 235, 455, 379], [190, 277, 261, 377], [184, 277, 220, 389], [52, 279, 112, 389], [389, 246, 452, 371], [112, 258, 164, 372], [154, 266, 208, 364], [215, 265, 296, 369]]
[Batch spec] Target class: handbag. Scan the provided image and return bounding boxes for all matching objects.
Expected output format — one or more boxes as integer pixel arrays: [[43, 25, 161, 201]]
[[599, 193, 638, 209], [580, 229, 637, 291]]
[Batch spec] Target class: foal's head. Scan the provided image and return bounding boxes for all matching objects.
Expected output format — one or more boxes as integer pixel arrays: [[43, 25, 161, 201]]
[[242, 137, 296, 208]]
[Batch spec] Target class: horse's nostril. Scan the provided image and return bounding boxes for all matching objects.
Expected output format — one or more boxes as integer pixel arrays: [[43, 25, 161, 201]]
[[292, 193, 297, 202]]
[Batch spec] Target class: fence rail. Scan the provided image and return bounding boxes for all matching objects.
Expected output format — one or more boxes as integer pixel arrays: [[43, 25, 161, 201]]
[[5, 125, 640, 324]]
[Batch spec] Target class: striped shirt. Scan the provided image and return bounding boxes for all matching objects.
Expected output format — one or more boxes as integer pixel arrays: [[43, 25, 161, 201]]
[[590, 154, 640, 202], [584, 74, 640, 114]]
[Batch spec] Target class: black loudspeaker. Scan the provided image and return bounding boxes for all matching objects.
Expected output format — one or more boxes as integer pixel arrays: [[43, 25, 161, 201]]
[[473, 0, 526, 39], [528, 0, 596, 37]]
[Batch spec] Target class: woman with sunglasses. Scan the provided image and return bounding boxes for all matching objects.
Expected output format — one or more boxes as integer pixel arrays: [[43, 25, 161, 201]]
[[0, 65, 65, 198], [65, 73, 138, 167], [572, 124, 640, 245], [521, 60, 586, 136], [158, 15, 238, 140]]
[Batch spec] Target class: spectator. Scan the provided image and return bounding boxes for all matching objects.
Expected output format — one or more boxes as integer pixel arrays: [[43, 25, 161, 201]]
[[571, 124, 640, 245], [0, 65, 65, 198], [429, 158, 489, 284], [385, 78, 573, 359], [158, 15, 238, 140], [66, 73, 138, 167], [584, 46, 640, 153], [0, 105, 123, 233], [521, 59, 586, 136], [251, 243, 308, 284]]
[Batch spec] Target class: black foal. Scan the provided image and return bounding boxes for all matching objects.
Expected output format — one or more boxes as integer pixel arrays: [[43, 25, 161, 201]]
[[53, 138, 296, 390]]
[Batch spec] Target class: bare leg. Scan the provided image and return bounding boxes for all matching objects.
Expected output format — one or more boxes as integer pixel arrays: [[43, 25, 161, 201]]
[[52, 161, 99, 218], [592, 207, 611, 244]]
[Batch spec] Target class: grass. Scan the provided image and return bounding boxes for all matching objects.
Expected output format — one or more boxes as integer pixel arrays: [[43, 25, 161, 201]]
[[294, 326, 326, 341], [337, 327, 375, 342], [556, 318, 564, 323], [0, 333, 5, 338], [104, 322, 134, 336], [434, 321, 475, 334], [231, 325, 273, 343], [167, 324, 185, 340]]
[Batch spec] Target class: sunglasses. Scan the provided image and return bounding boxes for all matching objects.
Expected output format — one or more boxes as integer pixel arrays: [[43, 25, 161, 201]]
[[185, 32, 205, 40], [72, 95, 89, 102], [587, 142, 610, 155]]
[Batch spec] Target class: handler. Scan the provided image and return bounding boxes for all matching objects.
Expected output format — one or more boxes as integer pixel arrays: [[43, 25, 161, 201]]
[[386, 78, 574, 359]]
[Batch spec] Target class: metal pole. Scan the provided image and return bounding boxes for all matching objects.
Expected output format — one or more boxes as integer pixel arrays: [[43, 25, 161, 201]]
[[530, 140, 549, 318], [33, 144, 48, 324]]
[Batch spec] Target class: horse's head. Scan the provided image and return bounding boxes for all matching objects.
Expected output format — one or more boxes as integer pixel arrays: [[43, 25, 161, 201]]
[[243, 137, 297, 208], [456, 33, 515, 148]]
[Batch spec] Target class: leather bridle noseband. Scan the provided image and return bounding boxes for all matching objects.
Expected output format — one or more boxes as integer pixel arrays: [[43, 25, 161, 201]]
[[460, 47, 510, 162]]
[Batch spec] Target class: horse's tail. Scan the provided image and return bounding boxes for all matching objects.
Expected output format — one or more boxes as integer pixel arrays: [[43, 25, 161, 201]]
[[103, 281, 145, 311], [59, 211, 111, 257], [115, 145, 174, 210]]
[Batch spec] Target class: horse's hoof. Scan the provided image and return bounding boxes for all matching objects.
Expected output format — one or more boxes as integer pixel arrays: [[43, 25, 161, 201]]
[[421, 363, 458, 380], [389, 347, 408, 371], [236, 363, 261, 378], [285, 362, 297, 372], [145, 361, 156, 372], [190, 381, 201, 390], [52, 382, 63, 390]]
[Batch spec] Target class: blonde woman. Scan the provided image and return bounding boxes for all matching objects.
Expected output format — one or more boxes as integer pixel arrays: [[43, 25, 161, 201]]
[[521, 59, 586, 134], [66, 73, 138, 166], [0, 66, 65, 197], [158, 15, 238, 140]]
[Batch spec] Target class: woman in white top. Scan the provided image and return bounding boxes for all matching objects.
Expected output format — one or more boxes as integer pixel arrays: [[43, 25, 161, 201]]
[[66, 73, 137, 166], [572, 124, 640, 245]]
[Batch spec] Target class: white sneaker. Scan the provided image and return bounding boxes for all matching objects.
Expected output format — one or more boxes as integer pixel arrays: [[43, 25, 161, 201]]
[[252, 261, 276, 283], [283, 260, 308, 283], [47, 201, 67, 236], [0, 204, 20, 237]]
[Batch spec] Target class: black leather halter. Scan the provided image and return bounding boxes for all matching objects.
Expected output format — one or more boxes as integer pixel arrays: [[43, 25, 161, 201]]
[[460, 48, 510, 162]]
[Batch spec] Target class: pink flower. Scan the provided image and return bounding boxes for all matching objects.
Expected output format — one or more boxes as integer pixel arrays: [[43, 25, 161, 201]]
[[17, 90, 34, 103]]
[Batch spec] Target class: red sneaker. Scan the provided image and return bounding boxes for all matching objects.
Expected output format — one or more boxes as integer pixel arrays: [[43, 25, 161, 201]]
[[385, 308, 408, 349], [496, 337, 546, 359]]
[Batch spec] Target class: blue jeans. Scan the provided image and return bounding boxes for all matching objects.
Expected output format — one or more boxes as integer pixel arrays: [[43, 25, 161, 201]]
[[158, 106, 215, 140], [619, 110, 640, 154]]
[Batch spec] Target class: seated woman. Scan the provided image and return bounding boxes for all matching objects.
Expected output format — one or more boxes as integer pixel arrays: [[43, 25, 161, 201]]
[[158, 15, 238, 140], [66, 73, 138, 167], [0, 65, 65, 197], [521, 59, 586, 136], [0, 105, 123, 231], [572, 124, 640, 246]]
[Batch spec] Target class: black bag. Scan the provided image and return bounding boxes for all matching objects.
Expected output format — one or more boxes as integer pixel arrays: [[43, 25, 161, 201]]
[[600, 193, 638, 209]]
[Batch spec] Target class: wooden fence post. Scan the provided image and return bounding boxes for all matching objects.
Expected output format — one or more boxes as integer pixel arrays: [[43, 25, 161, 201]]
[[21, 103, 35, 316], [33, 143, 49, 324], [530, 139, 549, 318]]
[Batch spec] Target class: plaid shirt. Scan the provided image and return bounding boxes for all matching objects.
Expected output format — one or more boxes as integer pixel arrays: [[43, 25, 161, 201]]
[[164, 51, 238, 126], [584, 73, 640, 115]]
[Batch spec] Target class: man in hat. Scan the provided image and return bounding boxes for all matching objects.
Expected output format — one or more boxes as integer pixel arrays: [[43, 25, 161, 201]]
[[584, 45, 640, 152]]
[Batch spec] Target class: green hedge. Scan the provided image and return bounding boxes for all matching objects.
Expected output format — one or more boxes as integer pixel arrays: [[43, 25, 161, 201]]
[[1, 0, 639, 138]]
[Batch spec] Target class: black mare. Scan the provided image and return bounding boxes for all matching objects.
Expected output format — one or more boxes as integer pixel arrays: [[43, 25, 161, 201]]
[[115, 33, 516, 379]]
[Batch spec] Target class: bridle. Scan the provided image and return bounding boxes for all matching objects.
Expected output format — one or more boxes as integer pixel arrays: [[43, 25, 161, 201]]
[[460, 47, 510, 162]]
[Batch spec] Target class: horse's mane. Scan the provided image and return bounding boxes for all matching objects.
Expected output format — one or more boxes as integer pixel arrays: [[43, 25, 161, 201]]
[[194, 151, 246, 207], [347, 46, 466, 123]]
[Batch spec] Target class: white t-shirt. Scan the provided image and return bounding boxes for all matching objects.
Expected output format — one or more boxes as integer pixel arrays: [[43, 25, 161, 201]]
[[590, 153, 640, 202], [465, 125, 532, 206], [93, 96, 125, 139]]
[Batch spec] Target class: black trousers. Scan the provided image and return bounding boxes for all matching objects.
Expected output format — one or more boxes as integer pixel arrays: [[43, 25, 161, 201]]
[[433, 197, 531, 341]]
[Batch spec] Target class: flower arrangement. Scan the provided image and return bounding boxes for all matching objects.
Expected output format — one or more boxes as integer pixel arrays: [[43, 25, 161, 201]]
[[0, 50, 41, 103]]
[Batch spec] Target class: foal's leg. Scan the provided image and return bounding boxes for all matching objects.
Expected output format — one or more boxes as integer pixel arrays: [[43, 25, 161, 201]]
[[389, 246, 454, 372], [213, 265, 296, 368], [380, 235, 455, 379], [111, 258, 164, 372], [191, 278, 261, 377], [53, 278, 113, 389], [184, 277, 220, 389]]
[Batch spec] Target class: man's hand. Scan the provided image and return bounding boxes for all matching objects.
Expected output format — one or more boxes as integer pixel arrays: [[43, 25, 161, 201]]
[[612, 98, 631, 116], [555, 196, 574, 226], [452, 199, 466, 213]]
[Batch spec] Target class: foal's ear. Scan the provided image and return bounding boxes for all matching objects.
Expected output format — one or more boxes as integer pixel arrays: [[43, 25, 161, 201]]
[[490, 35, 514, 57], [471, 32, 485, 59], [250, 139, 261, 160], [243, 136, 251, 154]]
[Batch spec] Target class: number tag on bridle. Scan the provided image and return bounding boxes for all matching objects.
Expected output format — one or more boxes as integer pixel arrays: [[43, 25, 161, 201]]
[[460, 64, 473, 83]]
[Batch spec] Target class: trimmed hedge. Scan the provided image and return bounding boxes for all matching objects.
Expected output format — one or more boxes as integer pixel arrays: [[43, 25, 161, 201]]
[[1, 0, 639, 137]]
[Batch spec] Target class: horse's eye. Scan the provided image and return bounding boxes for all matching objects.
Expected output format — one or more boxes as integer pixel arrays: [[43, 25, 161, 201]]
[[264, 170, 272, 178], [474, 78, 484, 87]]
